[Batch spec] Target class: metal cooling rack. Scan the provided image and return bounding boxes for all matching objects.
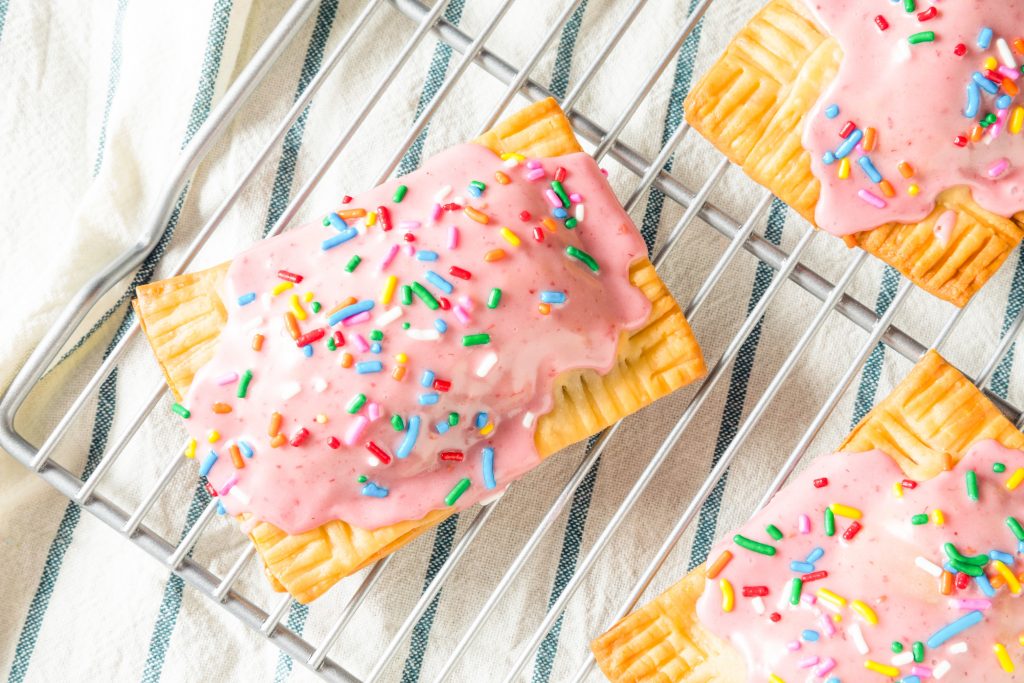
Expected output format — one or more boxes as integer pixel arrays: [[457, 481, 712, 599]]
[[3, 0, 1024, 680]]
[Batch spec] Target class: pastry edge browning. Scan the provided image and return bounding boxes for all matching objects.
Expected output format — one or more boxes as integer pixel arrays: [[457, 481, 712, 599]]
[[591, 350, 1024, 682], [682, 0, 1024, 307]]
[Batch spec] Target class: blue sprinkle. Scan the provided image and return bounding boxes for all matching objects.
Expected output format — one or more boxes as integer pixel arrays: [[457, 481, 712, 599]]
[[328, 299, 374, 326], [978, 27, 993, 49], [944, 561, 956, 574], [475, 411, 488, 428], [834, 129, 862, 159], [926, 610, 983, 648], [434, 318, 448, 333], [421, 370, 435, 387], [965, 82, 981, 118], [801, 629, 820, 642], [553, 207, 568, 219], [321, 227, 358, 251], [361, 482, 389, 498], [822, 151, 836, 165], [370, 342, 382, 354], [805, 547, 824, 563], [1018, 540, 1024, 554], [237, 292, 256, 306], [435, 421, 449, 434], [825, 679, 840, 683], [216, 501, 227, 515], [396, 415, 420, 458], [825, 104, 840, 119], [199, 451, 218, 477], [482, 447, 496, 489], [302, 344, 313, 357], [238, 441, 254, 458], [468, 186, 482, 198], [857, 156, 883, 183], [356, 361, 383, 374], [425, 270, 454, 294], [972, 71, 999, 95], [419, 392, 439, 405], [997, 94, 1013, 110], [976, 573, 996, 597], [903, 677, 922, 683], [540, 290, 567, 304], [327, 212, 348, 231], [416, 250, 439, 261], [990, 549, 1015, 564], [790, 561, 816, 573]]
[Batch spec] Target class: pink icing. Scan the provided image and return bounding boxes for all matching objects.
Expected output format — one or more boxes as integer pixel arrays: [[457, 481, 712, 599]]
[[802, 1, 1024, 235], [180, 144, 651, 534], [697, 441, 1024, 681]]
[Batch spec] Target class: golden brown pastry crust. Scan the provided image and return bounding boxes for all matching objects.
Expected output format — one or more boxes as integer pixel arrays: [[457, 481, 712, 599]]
[[591, 350, 1024, 681], [683, 0, 1024, 307], [134, 98, 706, 603]]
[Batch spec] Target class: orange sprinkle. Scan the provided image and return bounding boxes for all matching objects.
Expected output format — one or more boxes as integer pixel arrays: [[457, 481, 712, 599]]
[[484, 249, 506, 262], [862, 127, 877, 153], [897, 161, 915, 178], [538, 303, 551, 315], [268, 412, 283, 437], [230, 443, 245, 469], [878, 180, 895, 198], [706, 550, 733, 579], [541, 217, 558, 232], [284, 312, 301, 340], [392, 366, 406, 381], [341, 352, 354, 368], [970, 124, 985, 143], [940, 570, 953, 595], [494, 171, 510, 185], [464, 206, 489, 224], [1004, 78, 1020, 97], [270, 434, 287, 448], [328, 296, 358, 317], [252, 333, 264, 351], [1014, 37, 1024, 55], [212, 402, 232, 414], [992, 573, 1007, 590], [337, 208, 366, 219]]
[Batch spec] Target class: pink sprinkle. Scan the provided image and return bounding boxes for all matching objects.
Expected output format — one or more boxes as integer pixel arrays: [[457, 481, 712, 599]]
[[802, 594, 817, 607], [799, 514, 811, 534], [380, 244, 400, 270], [911, 665, 932, 677], [934, 209, 957, 246], [398, 220, 421, 230], [352, 334, 370, 353], [569, 192, 583, 203], [820, 614, 836, 637], [430, 203, 443, 222], [447, 226, 459, 250], [797, 656, 819, 669], [988, 157, 1010, 178], [600, 167, 609, 176], [857, 189, 887, 208], [525, 168, 546, 181], [998, 65, 1020, 80], [367, 402, 381, 421], [343, 311, 371, 327], [951, 598, 991, 610], [815, 657, 837, 676], [544, 189, 562, 207], [526, 160, 542, 169], [453, 305, 472, 326], [459, 295, 475, 311], [403, 244, 416, 257], [218, 474, 239, 496], [215, 372, 239, 385], [343, 415, 369, 446], [786, 641, 802, 652]]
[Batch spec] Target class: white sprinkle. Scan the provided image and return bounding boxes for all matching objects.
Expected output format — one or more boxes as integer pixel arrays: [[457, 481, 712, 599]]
[[407, 328, 441, 341], [948, 642, 968, 655], [575, 204, 584, 222], [503, 158, 520, 168], [997, 37, 1018, 69], [433, 185, 452, 202], [934, 661, 952, 679], [751, 596, 765, 615], [311, 377, 328, 393], [453, 195, 468, 206], [230, 486, 251, 505], [522, 412, 536, 429], [891, 652, 914, 667], [367, 457, 379, 468], [375, 306, 403, 327], [849, 623, 869, 655], [281, 382, 302, 399], [475, 352, 498, 377], [915, 556, 943, 577]]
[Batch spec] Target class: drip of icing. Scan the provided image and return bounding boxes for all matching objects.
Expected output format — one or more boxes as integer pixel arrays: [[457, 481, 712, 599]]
[[802, 1, 1024, 235], [696, 441, 1024, 681], [181, 144, 651, 534]]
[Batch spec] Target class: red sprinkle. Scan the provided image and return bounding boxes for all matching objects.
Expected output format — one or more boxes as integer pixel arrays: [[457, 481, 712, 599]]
[[532, 226, 545, 242], [327, 436, 341, 449], [277, 270, 303, 283], [203, 481, 218, 497], [448, 266, 472, 280], [290, 427, 310, 447], [769, 612, 782, 623], [295, 328, 326, 347], [801, 570, 829, 582], [365, 441, 392, 465], [984, 69, 1003, 84], [341, 195, 352, 204], [742, 586, 769, 597], [955, 572, 970, 590], [954, 134, 968, 147], [901, 479, 918, 489], [813, 477, 829, 488], [439, 450, 464, 462], [403, 232, 416, 242], [554, 167, 567, 182], [874, 15, 889, 31], [333, 330, 345, 347], [433, 379, 452, 392], [438, 297, 451, 311], [519, 210, 531, 221], [917, 6, 936, 21], [442, 202, 462, 212], [954, 42, 968, 56], [839, 121, 856, 139], [377, 205, 393, 231], [842, 521, 863, 541]]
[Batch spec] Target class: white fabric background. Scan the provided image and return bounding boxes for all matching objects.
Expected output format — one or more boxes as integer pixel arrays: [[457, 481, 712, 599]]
[[2, 1, 1023, 681]]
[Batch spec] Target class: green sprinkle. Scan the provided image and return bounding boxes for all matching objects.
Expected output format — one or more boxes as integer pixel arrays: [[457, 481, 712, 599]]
[[566, 245, 600, 273], [462, 333, 491, 347], [487, 288, 502, 309], [903, 0, 915, 12], [357, 474, 368, 483], [402, 322, 411, 330], [370, 329, 383, 342], [908, 31, 934, 45], [551, 180, 570, 208], [911, 513, 930, 525], [345, 255, 362, 273], [327, 337, 337, 351], [448, 412, 459, 426], [310, 301, 321, 313], [765, 524, 783, 541], [825, 507, 836, 537], [732, 534, 776, 556], [237, 370, 253, 399], [966, 469, 979, 501], [994, 462, 1007, 473], [1007, 516, 1024, 541], [912, 641, 924, 663], [322, 216, 331, 227], [444, 477, 471, 506], [391, 415, 405, 431], [401, 284, 413, 306], [171, 403, 191, 419], [891, 641, 904, 654], [564, 217, 578, 229], [393, 184, 408, 203], [346, 393, 367, 414], [470, 180, 486, 191], [949, 559, 984, 577], [985, 112, 998, 124], [789, 578, 803, 605], [944, 542, 988, 566], [411, 282, 440, 310]]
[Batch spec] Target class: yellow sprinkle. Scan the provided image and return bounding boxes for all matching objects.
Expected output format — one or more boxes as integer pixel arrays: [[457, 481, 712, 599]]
[[829, 503, 862, 519], [480, 422, 494, 436], [720, 579, 735, 613], [995, 643, 1015, 673], [993, 560, 1022, 595], [207, 430, 220, 444], [908, 184, 920, 196], [817, 588, 847, 608], [303, 291, 314, 302], [499, 152, 525, 163], [1011, 106, 1024, 135], [366, 210, 377, 227], [832, 613, 843, 623], [1018, 632, 1024, 646], [1007, 467, 1024, 491], [395, 352, 408, 364], [381, 275, 398, 305], [272, 281, 293, 296], [932, 509, 945, 526], [985, 56, 999, 71], [499, 227, 521, 247], [864, 660, 900, 677], [315, 414, 328, 424], [769, 676, 786, 683], [851, 600, 879, 625], [289, 294, 307, 321], [838, 157, 851, 180], [893, 481, 903, 497], [185, 438, 197, 459]]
